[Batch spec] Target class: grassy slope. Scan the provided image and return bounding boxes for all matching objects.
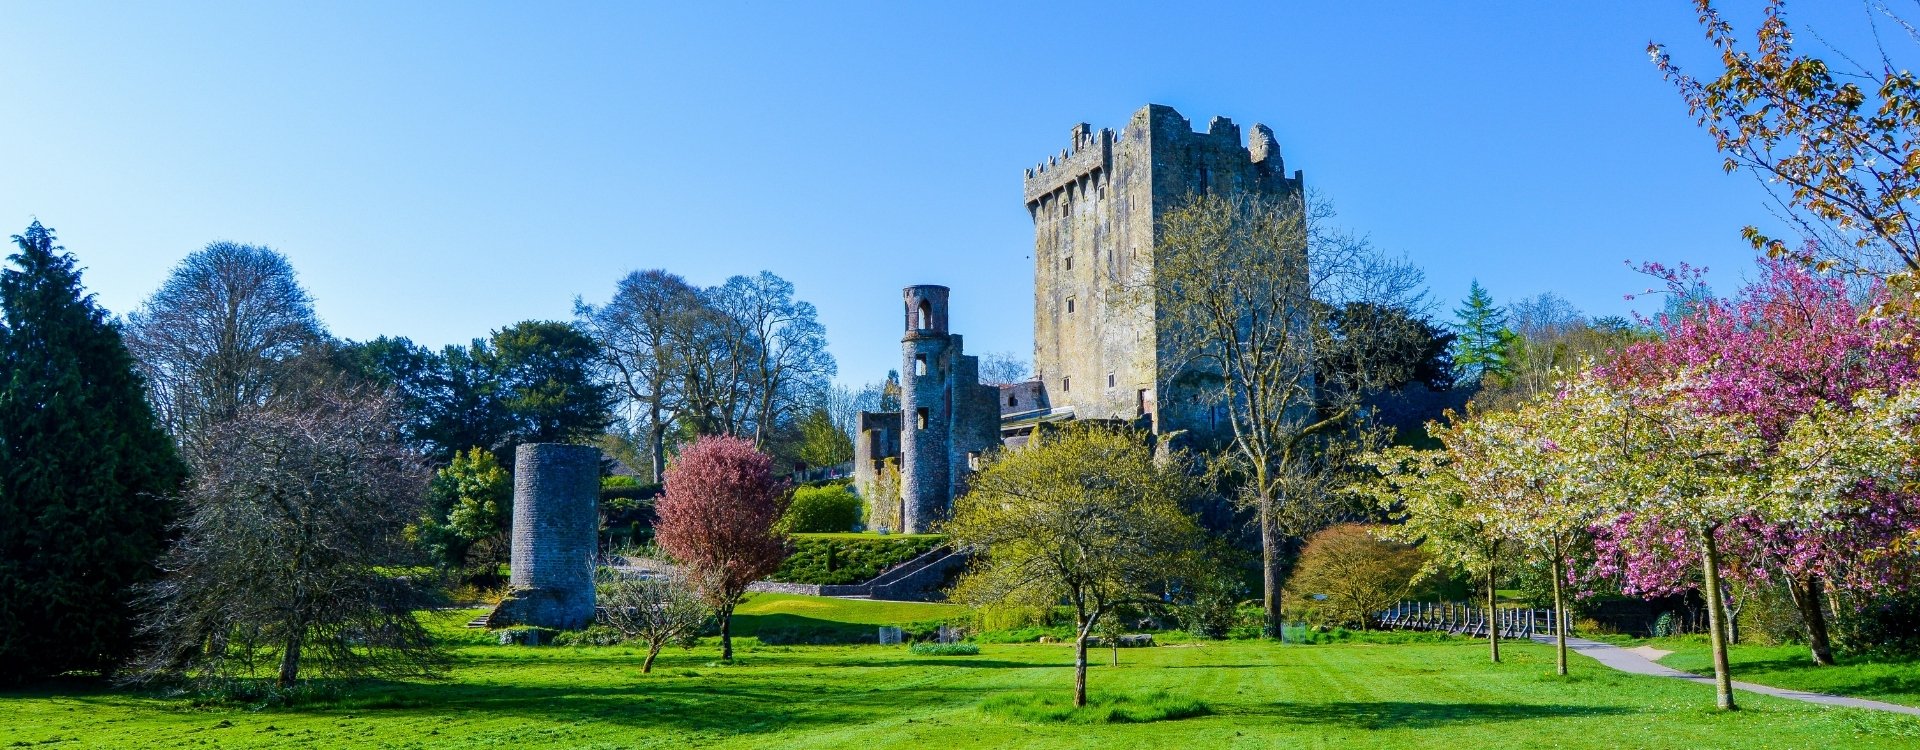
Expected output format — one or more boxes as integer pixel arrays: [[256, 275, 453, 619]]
[[1644, 635, 1920, 709], [5, 600, 1918, 749]]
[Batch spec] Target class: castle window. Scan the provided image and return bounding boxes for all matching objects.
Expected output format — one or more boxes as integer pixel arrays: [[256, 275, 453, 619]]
[[914, 354, 927, 377], [1066, 297, 1076, 314], [1107, 373, 1116, 389], [1060, 199, 1070, 218], [916, 408, 929, 430], [916, 300, 932, 330], [967, 452, 981, 471], [1063, 377, 1071, 392], [1065, 255, 1073, 271], [1007, 395, 1018, 407], [1198, 166, 1211, 195]]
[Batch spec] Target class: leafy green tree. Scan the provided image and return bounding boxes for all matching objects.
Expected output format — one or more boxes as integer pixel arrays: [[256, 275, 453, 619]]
[[0, 221, 188, 682], [418, 447, 513, 570], [1450, 280, 1511, 385], [1363, 432, 1512, 663], [340, 322, 613, 463], [945, 425, 1207, 707], [794, 407, 853, 469], [484, 320, 616, 450]]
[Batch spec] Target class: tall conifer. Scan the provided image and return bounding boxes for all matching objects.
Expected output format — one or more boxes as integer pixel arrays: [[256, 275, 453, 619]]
[[0, 221, 186, 681], [1451, 280, 1512, 385]]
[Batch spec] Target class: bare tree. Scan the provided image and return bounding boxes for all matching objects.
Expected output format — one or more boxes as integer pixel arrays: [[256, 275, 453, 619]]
[[595, 570, 711, 673], [707, 272, 837, 448], [130, 387, 443, 687], [1146, 191, 1429, 638], [125, 241, 324, 442], [977, 351, 1032, 385], [576, 270, 703, 481]]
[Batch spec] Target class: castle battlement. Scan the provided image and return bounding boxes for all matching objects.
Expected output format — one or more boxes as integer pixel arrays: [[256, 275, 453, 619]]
[[1022, 124, 1113, 205], [1021, 104, 1294, 207]]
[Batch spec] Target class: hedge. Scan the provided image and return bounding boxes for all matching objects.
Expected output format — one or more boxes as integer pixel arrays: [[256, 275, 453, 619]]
[[767, 535, 945, 585]]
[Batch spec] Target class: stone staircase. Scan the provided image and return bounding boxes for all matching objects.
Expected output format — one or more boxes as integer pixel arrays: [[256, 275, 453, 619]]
[[747, 544, 969, 602]]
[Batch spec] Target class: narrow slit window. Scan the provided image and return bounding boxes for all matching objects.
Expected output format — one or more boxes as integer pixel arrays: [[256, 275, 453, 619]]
[[916, 408, 929, 430], [1107, 373, 1116, 388], [1066, 297, 1076, 314], [1065, 255, 1073, 271], [1063, 377, 1071, 392]]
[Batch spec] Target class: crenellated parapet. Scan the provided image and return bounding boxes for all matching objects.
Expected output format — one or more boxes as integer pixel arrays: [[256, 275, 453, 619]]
[[1023, 123, 1114, 206]]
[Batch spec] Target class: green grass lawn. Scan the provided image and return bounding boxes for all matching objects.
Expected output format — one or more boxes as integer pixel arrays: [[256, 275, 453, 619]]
[[4, 598, 1918, 749], [1642, 635, 1920, 709]]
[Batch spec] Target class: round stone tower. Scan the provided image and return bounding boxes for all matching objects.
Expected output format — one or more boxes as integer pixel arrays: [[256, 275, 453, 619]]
[[900, 285, 951, 534], [502, 443, 600, 629]]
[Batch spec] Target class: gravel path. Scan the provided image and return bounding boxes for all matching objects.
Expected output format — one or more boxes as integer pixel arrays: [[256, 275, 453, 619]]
[[1537, 635, 1920, 716]]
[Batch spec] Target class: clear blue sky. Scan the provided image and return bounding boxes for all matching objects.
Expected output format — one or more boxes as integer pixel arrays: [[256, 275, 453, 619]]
[[0, 2, 1881, 386]]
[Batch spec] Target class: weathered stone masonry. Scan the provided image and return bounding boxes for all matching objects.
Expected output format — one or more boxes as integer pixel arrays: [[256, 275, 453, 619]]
[[1024, 104, 1304, 441], [854, 286, 999, 534], [853, 104, 1307, 534], [491, 443, 600, 629]]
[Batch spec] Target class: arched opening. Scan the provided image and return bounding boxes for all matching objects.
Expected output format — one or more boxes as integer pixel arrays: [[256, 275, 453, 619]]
[[916, 300, 933, 330]]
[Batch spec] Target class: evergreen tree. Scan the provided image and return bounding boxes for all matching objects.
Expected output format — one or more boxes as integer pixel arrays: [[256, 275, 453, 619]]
[[1451, 280, 1512, 385], [0, 221, 187, 682]]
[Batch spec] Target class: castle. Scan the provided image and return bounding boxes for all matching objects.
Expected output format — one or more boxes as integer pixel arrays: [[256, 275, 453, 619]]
[[855, 104, 1305, 533]]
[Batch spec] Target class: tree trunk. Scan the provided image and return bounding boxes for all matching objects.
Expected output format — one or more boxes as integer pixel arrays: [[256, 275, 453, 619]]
[[1700, 526, 1738, 711], [1551, 555, 1568, 676], [1074, 634, 1089, 708], [1790, 575, 1836, 667], [648, 403, 668, 482], [719, 605, 735, 661], [277, 633, 302, 687], [1260, 491, 1283, 640], [643, 643, 662, 673], [1486, 564, 1500, 664]]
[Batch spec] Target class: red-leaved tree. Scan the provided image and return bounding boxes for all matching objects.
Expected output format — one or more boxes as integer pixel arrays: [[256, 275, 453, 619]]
[[655, 435, 791, 660]]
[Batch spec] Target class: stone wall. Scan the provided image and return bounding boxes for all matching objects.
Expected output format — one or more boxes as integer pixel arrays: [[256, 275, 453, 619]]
[[494, 443, 600, 630]]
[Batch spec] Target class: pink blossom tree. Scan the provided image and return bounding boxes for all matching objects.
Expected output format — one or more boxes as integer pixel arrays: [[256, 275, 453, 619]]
[[655, 435, 791, 660], [1594, 259, 1920, 666]]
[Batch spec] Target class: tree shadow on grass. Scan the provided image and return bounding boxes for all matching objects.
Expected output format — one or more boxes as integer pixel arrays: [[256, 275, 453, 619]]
[[1253, 701, 1636, 730], [58, 676, 927, 737]]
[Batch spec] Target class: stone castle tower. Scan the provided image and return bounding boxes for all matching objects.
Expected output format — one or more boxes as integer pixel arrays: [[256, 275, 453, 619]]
[[1023, 104, 1304, 438], [491, 443, 600, 630], [853, 286, 1000, 534]]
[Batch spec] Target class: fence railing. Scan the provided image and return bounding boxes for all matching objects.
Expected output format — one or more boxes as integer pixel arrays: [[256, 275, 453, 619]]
[[1377, 601, 1571, 640]]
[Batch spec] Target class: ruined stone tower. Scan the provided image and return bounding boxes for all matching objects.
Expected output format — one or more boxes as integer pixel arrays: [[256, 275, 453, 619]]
[[853, 286, 1000, 534], [1023, 104, 1304, 439], [494, 443, 600, 629]]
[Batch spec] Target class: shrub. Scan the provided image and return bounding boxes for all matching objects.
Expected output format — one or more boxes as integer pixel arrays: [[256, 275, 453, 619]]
[[766, 536, 944, 585], [1282, 524, 1425, 629], [908, 642, 980, 656], [979, 690, 1209, 724], [550, 626, 628, 647], [782, 485, 863, 533], [1174, 568, 1245, 639]]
